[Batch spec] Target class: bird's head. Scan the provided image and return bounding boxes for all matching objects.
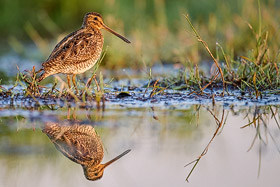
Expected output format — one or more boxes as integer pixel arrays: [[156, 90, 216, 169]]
[[83, 12, 131, 43], [83, 149, 131, 181], [83, 164, 105, 181]]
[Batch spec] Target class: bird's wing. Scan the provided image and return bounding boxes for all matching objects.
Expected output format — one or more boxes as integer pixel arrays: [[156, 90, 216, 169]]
[[45, 30, 79, 61], [42, 29, 100, 69]]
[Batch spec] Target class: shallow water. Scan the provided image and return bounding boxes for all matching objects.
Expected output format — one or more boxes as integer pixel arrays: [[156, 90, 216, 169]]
[[0, 102, 279, 187], [0, 54, 279, 186]]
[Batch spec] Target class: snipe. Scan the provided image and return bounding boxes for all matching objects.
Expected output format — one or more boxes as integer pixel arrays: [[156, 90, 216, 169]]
[[37, 12, 130, 92], [43, 121, 131, 180]]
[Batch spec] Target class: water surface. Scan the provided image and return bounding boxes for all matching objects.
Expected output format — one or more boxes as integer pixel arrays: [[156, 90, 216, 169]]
[[0, 103, 279, 187]]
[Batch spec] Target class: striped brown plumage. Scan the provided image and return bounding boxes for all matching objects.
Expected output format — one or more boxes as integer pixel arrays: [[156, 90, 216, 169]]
[[43, 121, 131, 180], [37, 12, 130, 91]]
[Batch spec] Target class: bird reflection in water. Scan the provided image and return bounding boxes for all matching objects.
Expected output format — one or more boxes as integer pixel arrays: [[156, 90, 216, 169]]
[[42, 121, 131, 180]]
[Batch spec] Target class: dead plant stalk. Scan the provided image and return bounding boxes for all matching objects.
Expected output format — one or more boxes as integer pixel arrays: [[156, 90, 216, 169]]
[[185, 14, 225, 95]]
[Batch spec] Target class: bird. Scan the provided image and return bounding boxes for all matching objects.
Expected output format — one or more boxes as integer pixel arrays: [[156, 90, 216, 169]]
[[42, 121, 131, 180], [37, 12, 131, 92]]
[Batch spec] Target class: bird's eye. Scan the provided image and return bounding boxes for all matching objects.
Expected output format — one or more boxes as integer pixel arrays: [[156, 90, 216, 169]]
[[94, 17, 98, 21], [95, 173, 98, 176]]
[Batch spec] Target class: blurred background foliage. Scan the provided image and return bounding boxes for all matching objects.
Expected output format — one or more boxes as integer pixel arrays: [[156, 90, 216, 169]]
[[0, 0, 279, 70]]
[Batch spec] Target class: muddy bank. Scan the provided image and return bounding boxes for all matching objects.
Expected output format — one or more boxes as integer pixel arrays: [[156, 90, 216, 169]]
[[0, 86, 279, 110]]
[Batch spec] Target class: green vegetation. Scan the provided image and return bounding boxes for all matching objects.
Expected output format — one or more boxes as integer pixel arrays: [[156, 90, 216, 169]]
[[156, 8, 280, 95], [0, 0, 279, 95]]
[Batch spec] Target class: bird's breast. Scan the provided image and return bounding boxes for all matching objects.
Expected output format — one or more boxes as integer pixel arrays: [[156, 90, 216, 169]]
[[63, 34, 103, 75], [71, 57, 100, 74]]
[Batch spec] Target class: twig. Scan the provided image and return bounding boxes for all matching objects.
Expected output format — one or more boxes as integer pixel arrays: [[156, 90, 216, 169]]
[[185, 14, 225, 95]]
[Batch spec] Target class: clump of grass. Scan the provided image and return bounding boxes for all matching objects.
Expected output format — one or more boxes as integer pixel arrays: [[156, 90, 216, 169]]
[[15, 65, 41, 97], [219, 0, 279, 95], [156, 0, 279, 96], [225, 34, 280, 95], [7, 49, 108, 108]]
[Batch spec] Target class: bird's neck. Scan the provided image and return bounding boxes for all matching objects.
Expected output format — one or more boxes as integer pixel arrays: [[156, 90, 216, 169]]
[[83, 25, 101, 34]]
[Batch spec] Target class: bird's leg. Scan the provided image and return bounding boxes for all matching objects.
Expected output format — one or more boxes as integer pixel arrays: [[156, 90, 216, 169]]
[[72, 74, 78, 93], [87, 74, 101, 92], [93, 76, 101, 92], [85, 74, 96, 88], [67, 108, 71, 120], [67, 75, 71, 89], [85, 74, 100, 92]]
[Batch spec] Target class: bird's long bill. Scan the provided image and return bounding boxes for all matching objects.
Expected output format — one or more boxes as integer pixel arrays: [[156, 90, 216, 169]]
[[103, 149, 131, 168], [103, 24, 131, 43]]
